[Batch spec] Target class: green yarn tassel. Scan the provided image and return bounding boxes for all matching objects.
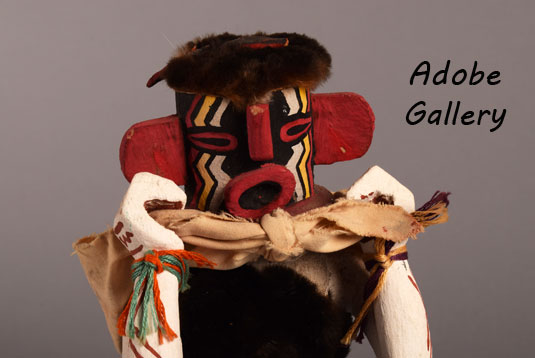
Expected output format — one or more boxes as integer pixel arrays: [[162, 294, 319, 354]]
[[117, 249, 214, 344], [124, 250, 191, 343]]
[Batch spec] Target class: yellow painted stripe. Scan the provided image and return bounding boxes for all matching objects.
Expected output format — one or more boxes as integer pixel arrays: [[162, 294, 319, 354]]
[[299, 134, 311, 198], [299, 87, 308, 113], [194, 96, 216, 126], [197, 153, 214, 210]]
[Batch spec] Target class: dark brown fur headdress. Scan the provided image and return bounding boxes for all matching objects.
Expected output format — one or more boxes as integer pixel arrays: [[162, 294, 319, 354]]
[[147, 32, 331, 109]]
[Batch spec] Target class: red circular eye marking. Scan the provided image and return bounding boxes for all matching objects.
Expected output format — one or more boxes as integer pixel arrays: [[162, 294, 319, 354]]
[[224, 164, 296, 219], [187, 132, 238, 151], [280, 117, 312, 142]]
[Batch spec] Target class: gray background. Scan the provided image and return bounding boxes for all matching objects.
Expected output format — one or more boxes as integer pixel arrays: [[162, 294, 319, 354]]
[[1, 0, 533, 357]]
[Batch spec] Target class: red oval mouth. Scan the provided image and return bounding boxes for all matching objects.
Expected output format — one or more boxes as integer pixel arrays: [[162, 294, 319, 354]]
[[224, 164, 296, 219]]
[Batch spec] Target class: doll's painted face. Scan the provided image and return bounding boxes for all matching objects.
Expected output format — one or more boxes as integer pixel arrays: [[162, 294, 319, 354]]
[[177, 87, 314, 219]]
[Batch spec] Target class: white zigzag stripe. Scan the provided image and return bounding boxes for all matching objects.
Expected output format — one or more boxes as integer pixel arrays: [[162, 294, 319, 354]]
[[281, 88, 300, 116], [287, 142, 305, 201], [210, 98, 230, 127], [208, 155, 232, 211]]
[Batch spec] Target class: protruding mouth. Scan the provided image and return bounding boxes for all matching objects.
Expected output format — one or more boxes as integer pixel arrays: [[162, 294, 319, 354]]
[[224, 164, 296, 219], [238, 181, 282, 210]]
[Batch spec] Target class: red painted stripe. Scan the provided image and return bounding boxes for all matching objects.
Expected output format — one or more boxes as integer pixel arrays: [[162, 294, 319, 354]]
[[144, 340, 163, 358], [407, 275, 420, 292], [408, 275, 431, 356], [306, 134, 314, 196], [185, 95, 202, 128], [114, 221, 124, 234], [134, 326, 163, 358], [129, 245, 144, 256], [188, 148, 201, 208], [129, 339, 145, 358]]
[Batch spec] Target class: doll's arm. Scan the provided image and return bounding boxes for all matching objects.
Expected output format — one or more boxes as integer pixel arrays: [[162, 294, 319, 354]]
[[113, 172, 187, 358], [347, 166, 432, 358]]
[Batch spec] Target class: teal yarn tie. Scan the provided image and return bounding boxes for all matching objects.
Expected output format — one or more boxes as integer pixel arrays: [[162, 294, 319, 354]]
[[120, 250, 192, 344]]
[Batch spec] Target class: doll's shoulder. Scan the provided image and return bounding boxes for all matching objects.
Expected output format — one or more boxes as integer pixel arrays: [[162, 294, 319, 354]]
[[347, 165, 415, 212]]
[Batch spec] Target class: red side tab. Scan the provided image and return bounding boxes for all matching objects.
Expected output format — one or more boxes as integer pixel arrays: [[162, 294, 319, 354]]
[[120, 115, 187, 185], [312, 92, 375, 165], [247, 103, 274, 161]]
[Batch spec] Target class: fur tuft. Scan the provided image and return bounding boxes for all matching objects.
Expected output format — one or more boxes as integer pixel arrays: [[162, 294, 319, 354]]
[[154, 32, 331, 109], [179, 264, 351, 358]]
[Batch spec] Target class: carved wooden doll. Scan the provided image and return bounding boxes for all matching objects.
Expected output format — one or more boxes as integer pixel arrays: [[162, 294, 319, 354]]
[[74, 32, 449, 358]]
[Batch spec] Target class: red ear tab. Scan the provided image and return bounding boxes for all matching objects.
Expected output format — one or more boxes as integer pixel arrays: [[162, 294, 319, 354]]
[[312, 92, 375, 165], [120, 115, 187, 185]]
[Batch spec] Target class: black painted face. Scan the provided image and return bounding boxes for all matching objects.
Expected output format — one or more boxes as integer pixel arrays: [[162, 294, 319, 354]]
[[177, 87, 314, 218]]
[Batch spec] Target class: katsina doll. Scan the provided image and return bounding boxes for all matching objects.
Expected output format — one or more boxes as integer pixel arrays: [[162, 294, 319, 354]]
[[74, 32, 449, 358]]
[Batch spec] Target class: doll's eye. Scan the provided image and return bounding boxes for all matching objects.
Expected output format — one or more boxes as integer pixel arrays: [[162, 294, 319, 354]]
[[280, 117, 312, 143], [282, 106, 290, 115], [187, 132, 238, 152]]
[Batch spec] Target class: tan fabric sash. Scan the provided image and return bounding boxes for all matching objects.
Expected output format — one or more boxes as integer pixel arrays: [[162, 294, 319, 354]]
[[73, 199, 423, 352], [152, 199, 422, 268]]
